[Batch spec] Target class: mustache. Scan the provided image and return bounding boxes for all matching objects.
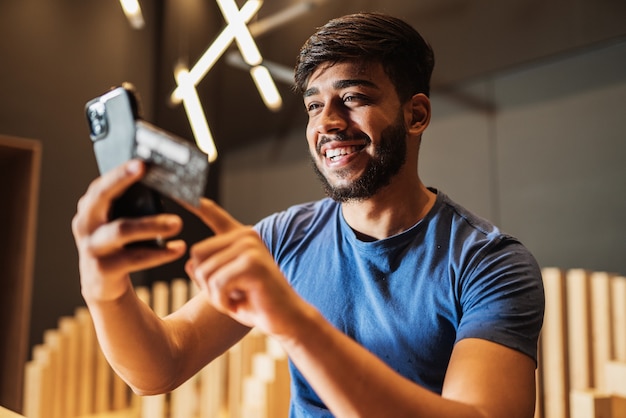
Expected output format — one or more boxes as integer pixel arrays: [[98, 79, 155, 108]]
[[316, 132, 371, 154]]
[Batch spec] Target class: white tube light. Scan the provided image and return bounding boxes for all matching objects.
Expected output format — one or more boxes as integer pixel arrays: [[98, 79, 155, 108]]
[[250, 65, 283, 111], [170, 0, 262, 104], [119, 0, 145, 29], [175, 67, 218, 162], [226, 51, 294, 85], [216, 0, 263, 66]]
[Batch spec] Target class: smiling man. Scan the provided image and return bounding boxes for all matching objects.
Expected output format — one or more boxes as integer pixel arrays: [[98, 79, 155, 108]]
[[73, 12, 545, 418]]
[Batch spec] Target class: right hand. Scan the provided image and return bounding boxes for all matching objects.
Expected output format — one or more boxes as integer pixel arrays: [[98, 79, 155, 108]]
[[72, 160, 187, 302]]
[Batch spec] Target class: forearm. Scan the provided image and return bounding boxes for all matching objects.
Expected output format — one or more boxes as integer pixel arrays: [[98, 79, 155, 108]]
[[85, 284, 184, 395], [279, 306, 485, 418]]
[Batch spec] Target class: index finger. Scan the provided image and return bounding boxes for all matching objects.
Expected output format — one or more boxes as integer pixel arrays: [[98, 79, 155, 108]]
[[184, 198, 243, 234]]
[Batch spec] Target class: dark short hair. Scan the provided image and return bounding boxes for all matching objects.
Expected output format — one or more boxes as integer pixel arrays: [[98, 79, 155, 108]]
[[294, 12, 435, 101]]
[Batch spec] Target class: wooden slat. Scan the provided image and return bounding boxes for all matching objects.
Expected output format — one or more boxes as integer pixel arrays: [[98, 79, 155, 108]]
[[569, 390, 612, 418], [266, 337, 290, 418], [60, 317, 80, 418], [541, 268, 570, 418], [611, 276, 626, 362], [140, 282, 170, 418], [43, 330, 62, 418], [170, 279, 198, 418], [605, 361, 626, 398], [198, 352, 227, 418], [566, 269, 593, 391], [76, 308, 96, 416], [612, 395, 626, 418], [590, 272, 614, 391]]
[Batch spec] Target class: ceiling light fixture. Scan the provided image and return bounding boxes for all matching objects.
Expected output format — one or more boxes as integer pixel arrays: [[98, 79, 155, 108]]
[[119, 0, 145, 29], [170, 0, 329, 161], [174, 66, 218, 163], [170, 0, 263, 105]]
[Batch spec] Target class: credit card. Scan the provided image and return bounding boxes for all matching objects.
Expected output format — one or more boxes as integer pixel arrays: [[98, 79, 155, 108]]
[[133, 120, 209, 206]]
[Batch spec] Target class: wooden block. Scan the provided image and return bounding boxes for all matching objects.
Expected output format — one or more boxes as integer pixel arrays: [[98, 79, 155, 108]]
[[134, 286, 151, 306], [611, 276, 626, 362], [590, 272, 614, 390], [227, 341, 244, 418], [242, 375, 267, 418], [94, 339, 112, 413], [43, 329, 62, 418], [151, 281, 170, 317], [605, 361, 626, 398], [22, 354, 45, 418], [76, 307, 96, 416], [612, 395, 626, 418], [139, 282, 170, 418], [30, 345, 52, 418], [59, 317, 80, 418], [170, 376, 198, 418], [570, 389, 612, 418], [198, 353, 227, 418], [535, 364, 543, 418], [567, 269, 594, 390], [268, 356, 291, 418], [171, 279, 190, 311], [541, 268, 570, 418]]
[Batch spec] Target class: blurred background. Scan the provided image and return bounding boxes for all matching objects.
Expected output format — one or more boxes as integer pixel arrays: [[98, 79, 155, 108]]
[[0, 0, 625, 410]]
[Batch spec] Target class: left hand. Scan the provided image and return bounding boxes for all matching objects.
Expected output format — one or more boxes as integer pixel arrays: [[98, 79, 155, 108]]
[[183, 199, 312, 338]]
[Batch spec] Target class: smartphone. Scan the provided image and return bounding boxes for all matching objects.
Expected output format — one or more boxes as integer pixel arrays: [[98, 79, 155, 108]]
[[86, 84, 210, 247], [85, 84, 165, 247]]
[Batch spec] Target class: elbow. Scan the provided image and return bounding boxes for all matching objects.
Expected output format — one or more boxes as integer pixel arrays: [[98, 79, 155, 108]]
[[127, 379, 181, 397], [116, 369, 183, 396]]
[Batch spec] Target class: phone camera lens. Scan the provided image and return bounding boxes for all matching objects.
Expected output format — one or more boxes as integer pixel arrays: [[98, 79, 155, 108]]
[[87, 102, 108, 140]]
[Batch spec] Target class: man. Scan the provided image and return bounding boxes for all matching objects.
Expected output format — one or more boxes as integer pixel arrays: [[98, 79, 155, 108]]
[[72, 12, 544, 418]]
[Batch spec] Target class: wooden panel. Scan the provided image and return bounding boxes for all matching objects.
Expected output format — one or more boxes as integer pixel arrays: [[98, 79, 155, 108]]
[[569, 390, 612, 418], [611, 277, 626, 362], [541, 268, 570, 418], [0, 135, 41, 413], [566, 269, 593, 390], [590, 272, 614, 391]]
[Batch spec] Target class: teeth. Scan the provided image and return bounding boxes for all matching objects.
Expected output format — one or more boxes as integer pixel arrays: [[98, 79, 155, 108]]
[[326, 146, 360, 159]]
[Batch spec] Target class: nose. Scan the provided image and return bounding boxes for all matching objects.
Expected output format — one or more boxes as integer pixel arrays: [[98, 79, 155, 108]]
[[313, 101, 348, 134]]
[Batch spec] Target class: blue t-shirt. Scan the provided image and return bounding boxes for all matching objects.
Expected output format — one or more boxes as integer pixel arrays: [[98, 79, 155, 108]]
[[255, 190, 544, 417]]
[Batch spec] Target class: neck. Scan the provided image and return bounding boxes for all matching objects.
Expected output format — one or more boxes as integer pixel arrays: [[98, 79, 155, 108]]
[[341, 179, 436, 241]]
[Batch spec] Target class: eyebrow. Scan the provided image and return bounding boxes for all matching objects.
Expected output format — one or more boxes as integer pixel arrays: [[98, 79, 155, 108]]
[[303, 79, 379, 98]]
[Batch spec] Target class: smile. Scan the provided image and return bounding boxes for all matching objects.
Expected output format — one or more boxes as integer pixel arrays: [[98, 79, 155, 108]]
[[325, 145, 365, 161]]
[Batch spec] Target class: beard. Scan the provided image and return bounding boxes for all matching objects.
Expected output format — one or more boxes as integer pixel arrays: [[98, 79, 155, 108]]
[[310, 111, 408, 203]]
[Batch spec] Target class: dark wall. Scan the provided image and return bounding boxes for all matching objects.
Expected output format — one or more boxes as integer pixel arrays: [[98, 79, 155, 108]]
[[0, 1, 161, 352]]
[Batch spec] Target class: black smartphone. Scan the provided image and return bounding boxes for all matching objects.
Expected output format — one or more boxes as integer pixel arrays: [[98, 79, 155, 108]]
[[85, 84, 210, 247], [85, 84, 165, 247]]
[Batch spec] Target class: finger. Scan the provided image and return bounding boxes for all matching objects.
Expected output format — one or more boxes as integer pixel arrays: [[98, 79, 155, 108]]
[[188, 228, 258, 275], [74, 160, 146, 233], [183, 198, 243, 234], [87, 214, 183, 256], [97, 239, 187, 277]]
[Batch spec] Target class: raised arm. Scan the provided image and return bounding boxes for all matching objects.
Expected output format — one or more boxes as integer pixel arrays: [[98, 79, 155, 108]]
[[72, 160, 248, 394]]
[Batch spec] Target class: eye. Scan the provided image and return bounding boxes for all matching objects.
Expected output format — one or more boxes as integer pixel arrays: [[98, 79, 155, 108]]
[[305, 101, 322, 114], [343, 93, 370, 106]]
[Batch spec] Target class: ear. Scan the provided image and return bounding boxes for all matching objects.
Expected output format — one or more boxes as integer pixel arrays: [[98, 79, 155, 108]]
[[404, 93, 431, 136]]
